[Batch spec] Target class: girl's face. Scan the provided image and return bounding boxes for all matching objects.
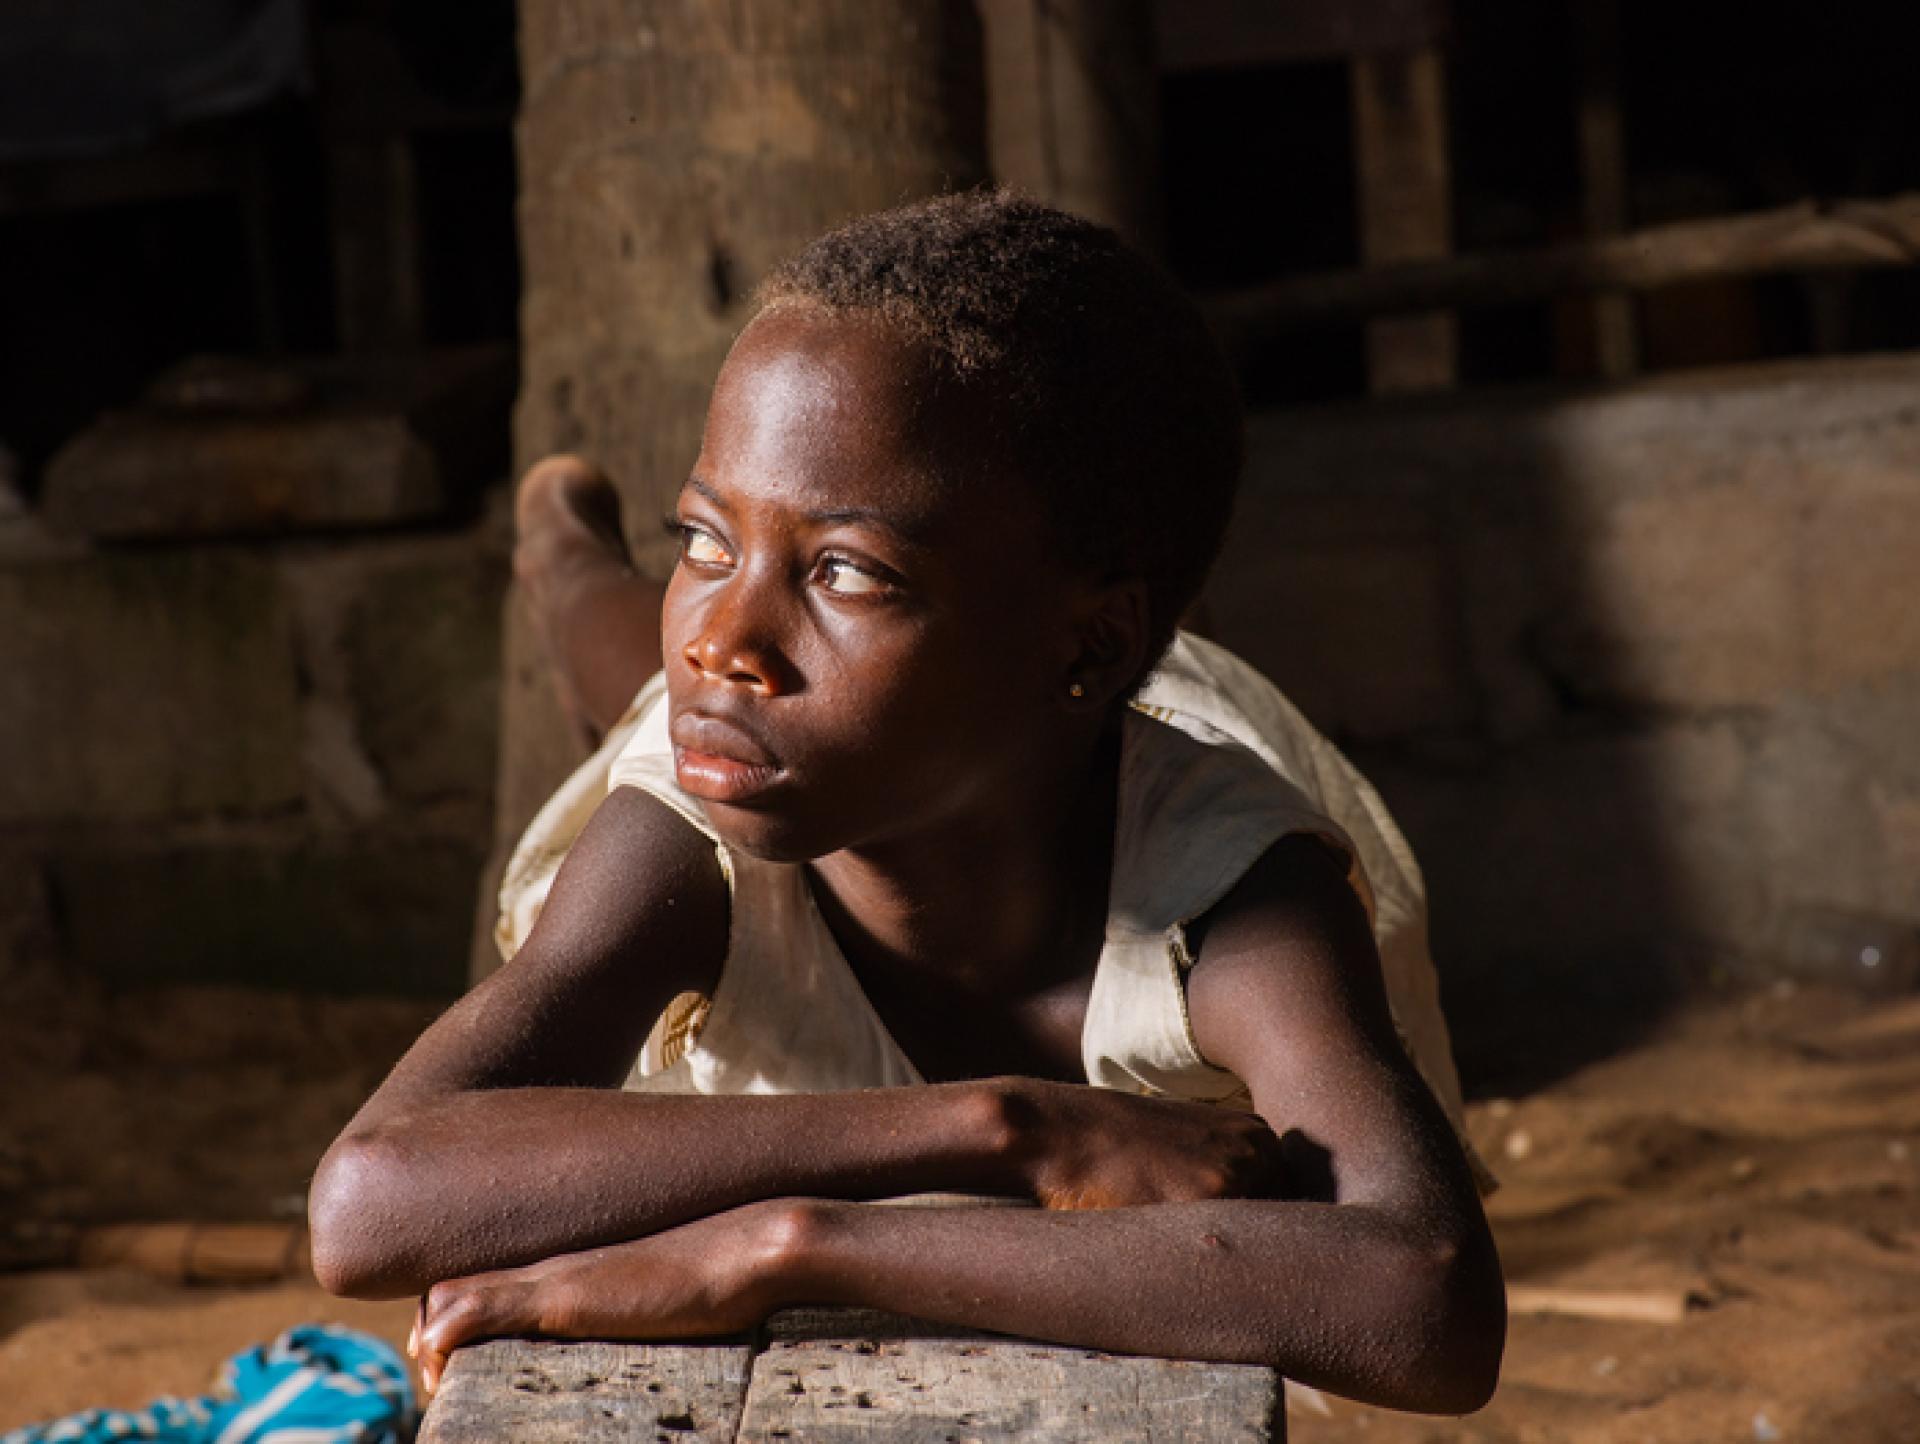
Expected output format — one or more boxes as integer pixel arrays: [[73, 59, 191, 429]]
[[661, 307, 1078, 863]]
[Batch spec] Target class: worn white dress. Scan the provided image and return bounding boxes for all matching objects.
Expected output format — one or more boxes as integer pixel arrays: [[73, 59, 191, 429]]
[[494, 631, 1485, 1181]]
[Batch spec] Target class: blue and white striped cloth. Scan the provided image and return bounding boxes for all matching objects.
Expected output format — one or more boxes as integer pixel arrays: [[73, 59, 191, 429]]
[[2, 1324, 416, 1444]]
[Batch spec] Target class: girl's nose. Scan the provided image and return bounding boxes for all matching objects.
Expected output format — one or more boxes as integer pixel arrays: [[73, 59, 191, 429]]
[[681, 587, 791, 696]]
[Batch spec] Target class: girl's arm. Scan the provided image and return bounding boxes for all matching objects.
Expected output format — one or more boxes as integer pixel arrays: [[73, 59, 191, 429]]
[[787, 838, 1505, 1412], [310, 787, 1287, 1299], [413, 836, 1505, 1414]]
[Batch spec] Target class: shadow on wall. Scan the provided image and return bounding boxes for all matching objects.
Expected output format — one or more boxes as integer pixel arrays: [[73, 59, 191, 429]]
[[1209, 353, 1920, 1093]]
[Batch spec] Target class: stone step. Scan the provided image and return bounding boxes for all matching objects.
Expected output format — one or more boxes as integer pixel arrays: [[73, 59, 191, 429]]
[[41, 348, 513, 540]]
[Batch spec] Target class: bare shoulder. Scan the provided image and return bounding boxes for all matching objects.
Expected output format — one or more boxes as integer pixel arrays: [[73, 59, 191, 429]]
[[520, 784, 731, 991], [1183, 833, 1472, 1207], [380, 784, 730, 1099], [1184, 834, 1400, 1068]]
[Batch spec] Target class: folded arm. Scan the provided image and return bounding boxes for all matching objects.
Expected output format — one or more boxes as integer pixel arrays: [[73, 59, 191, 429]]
[[311, 788, 1283, 1299], [310, 787, 1032, 1298], [787, 838, 1503, 1410], [412, 836, 1505, 1413]]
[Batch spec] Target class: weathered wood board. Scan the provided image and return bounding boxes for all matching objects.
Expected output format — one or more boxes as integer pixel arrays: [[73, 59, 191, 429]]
[[416, 1311, 1284, 1441], [419, 1338, 754, 1444], [738, 1331, 1283, 1442]]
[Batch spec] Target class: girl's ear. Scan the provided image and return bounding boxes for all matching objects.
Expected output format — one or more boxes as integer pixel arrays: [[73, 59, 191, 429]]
[[1063, 577, 1151, 710]]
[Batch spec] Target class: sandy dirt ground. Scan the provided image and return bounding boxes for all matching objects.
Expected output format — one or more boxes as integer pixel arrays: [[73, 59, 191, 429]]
[[2, 974, 1916, 1439]]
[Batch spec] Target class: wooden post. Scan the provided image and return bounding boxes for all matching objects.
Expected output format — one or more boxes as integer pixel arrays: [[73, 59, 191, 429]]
[[980, 0, 1161, 251], [1574, 0, 1638, 378], [478, 2, 988, 981], [1350, 47, 1457, 394], [326, 138, 425, 355]]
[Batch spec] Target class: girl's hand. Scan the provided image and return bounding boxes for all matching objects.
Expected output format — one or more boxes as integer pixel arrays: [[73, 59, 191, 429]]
[[1005, 1079, 1290, 1211], [409, 1200, 806, 1394]]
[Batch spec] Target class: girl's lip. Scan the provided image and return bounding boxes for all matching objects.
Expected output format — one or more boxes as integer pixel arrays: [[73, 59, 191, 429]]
[[672, 746, 784, 805], [668, 710, 784, 804], [670, 710, 779, 767]]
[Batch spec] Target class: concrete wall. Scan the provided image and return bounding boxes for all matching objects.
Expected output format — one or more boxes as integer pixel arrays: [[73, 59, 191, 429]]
[[0, 361, 508, 997], [1210, 353, 1920, 1077]]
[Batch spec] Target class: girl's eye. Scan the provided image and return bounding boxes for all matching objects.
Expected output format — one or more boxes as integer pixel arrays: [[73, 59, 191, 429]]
[[818, 556, 888, 596], [674, 523, 733, 567]]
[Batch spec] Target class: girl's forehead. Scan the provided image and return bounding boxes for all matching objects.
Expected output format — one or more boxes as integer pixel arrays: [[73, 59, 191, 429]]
[[701, 309, 1015, 521], [715, 307, 938, 429]]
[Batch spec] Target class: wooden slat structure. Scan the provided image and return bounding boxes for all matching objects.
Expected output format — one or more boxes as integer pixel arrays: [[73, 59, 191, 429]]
[[1154, 0, 1462, 396], [417, 1310, 1286, 1442], [1207, 192, 1920, 350]]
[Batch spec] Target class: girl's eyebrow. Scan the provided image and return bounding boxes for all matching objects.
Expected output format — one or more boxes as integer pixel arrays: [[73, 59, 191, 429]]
[[686, 474, 934, 551], [804, 505, 935, 551], [685, 474, 731, 511]]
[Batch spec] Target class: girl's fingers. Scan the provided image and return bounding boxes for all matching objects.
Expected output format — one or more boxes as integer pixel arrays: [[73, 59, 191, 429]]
[[420, 1278, 540, 1364], [416, 1276, 536, 1397]]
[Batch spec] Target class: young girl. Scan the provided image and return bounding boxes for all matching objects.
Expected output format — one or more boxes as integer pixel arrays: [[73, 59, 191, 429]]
[[310, 191, 1504, 1415]]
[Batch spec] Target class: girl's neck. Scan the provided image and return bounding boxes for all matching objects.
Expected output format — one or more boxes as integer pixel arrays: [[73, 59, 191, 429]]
[[806, 720, 1124, 999]]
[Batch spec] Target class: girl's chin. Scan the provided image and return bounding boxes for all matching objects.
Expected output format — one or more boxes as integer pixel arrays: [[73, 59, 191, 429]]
[[693, 798, 836, 866]]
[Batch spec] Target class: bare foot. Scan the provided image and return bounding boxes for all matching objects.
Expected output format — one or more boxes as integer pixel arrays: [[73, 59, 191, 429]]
[[512, 456, 667, 745], [513, 454, 633, 602]]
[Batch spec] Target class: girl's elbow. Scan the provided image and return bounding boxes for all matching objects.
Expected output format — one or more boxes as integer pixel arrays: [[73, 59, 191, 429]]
[[1407, 1231, 1507, 1414], [1420, 1312, 1505, 1415], [308, 1132, 418, 1299]]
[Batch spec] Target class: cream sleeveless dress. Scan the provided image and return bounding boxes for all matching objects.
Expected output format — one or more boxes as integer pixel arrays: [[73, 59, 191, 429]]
[[494, 632, 1487, 1183]]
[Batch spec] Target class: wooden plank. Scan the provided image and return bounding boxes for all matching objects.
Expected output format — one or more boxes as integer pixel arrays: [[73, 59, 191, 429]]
[[1507, 1283, 1692, 1324], [736, 1308, 1283, 1442], [1207, 192, 1920, 349], [1156, 0, 1448, 71], [418, 1338, 754, 1444], [1351, 47, 1458, 394]]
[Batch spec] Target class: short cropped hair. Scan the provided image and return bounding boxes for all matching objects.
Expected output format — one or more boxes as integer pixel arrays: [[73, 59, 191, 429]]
[[755, 189, 1243, 674]]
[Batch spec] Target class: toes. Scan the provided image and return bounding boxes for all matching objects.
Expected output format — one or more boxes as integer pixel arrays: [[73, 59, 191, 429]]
[[512, 463, 633, 611], [516, 456, 625, 548], [515, 454, 601, 521]]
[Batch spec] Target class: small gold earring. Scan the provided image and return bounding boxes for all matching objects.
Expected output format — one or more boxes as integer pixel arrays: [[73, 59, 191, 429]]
[[1068, 681, 1086, 699]]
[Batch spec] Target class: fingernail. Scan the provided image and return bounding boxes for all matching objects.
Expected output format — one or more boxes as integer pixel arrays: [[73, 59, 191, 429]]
[[406, 1321, 418, 1358]]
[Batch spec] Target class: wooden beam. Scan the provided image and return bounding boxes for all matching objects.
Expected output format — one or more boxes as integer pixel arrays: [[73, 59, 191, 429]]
[[1351, 48, 1457, 393], [1156, 0, 1449, 71], [0, 147, 234, 216], [1208, 193, 1920, 350]]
